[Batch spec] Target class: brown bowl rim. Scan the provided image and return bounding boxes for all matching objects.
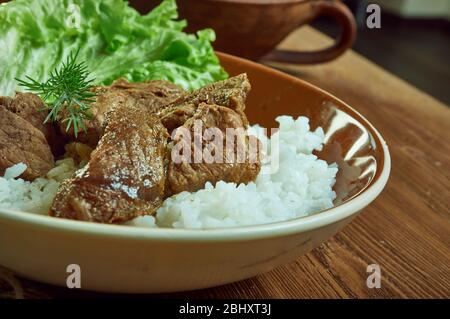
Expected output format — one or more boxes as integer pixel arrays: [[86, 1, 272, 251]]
[[0, 52, 391, 241]]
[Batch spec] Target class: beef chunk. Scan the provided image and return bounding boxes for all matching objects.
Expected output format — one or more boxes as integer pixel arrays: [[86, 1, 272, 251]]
[[0, 107, 54, 180], [50, 100, 169, 223], [50, 74, 260, 224], [108, 78, 186, 110], [158, 74, 251, 132], [60, 90, 130, 147], [165, 103, 260, 196], [0, 93, 49, 137], [60, 76, 249, 148], [0, 92, 62, 155], [61, 79, 185, 147]]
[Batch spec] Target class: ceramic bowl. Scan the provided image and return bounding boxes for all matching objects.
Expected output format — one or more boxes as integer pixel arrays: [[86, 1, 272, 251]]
[[0, 52, 390, 293]]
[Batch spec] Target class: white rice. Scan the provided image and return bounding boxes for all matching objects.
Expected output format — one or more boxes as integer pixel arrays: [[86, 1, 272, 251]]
[[129, 115, 338, 229], [0, 115, 338, 229], [0, 158, 78, 214]]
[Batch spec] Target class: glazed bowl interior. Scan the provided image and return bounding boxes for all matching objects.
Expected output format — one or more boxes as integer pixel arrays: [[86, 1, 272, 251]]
[[219, 52, 383, 208]]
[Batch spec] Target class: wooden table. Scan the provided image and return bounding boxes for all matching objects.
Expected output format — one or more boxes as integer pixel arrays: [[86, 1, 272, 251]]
[[1, 26, 449, 299]]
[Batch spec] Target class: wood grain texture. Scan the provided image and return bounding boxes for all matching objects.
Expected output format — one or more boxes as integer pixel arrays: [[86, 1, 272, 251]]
[[1, 26, 449, 299]]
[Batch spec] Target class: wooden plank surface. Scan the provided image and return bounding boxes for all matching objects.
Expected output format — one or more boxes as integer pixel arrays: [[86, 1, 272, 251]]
[[1, 26, 449, 299]]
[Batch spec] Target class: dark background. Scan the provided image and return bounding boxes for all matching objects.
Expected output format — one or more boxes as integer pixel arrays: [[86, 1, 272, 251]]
[[314, 0, 450, 105]]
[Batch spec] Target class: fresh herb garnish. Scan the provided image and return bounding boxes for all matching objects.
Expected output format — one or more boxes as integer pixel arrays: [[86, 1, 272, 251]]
[[16, 49, 96, 137]]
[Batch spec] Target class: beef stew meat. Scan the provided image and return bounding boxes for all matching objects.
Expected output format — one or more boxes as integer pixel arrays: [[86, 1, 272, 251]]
[[0, 92, 62, 155], [108, 78, 186, 111], [166, 103, 261, 196], [61, 79, 185, 147], [61, 89, 130, 147], [158, 74, 251, 132], [50, 74, 261, 224], [0, 107, 54, 180], [0, 93, 49, 136], [50, 100, 169, 223]]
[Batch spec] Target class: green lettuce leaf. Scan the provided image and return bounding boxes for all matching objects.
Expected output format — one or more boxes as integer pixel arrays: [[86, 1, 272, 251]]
[[0, 0, 228, 95]]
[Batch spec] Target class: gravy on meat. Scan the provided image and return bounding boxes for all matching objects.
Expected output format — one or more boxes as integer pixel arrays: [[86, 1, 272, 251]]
[[0, 107, 54, 180], [1, 74, 261, 223], [60, 79, 186, 147], [50, 100, 168, 223]]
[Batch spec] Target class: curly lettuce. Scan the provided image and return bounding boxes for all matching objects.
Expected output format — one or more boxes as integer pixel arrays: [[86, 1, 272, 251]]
[[0, 0, 228, 95]]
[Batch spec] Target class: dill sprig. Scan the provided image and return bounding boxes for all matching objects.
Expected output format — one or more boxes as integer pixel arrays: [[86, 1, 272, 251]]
[[16, 49, 96, 137]]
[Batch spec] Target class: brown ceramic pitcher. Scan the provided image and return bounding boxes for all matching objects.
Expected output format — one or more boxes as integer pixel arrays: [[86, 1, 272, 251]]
[[131, 0, 357, 64]]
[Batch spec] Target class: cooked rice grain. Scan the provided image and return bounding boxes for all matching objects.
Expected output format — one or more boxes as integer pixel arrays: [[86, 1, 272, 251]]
[[132, 116, 338, 229], [0, 158, 77, 214], [0, 116, 338, 228]]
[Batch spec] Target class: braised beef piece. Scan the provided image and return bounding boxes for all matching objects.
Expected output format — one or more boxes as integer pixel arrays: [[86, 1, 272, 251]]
[[166, 103, 260, 196], [158, 74, 251, 132], [0, 92, 63, 155], [108, 78, 186, 110], [50, 74, 260, 224], [50, 100, 168, 223], [61, 79, 185, 147], [60, 75, 249, 147], [61, 90, 130, 147], [162, 74, 259, 195], [0, 107, 54, 180], [0, 93, 49, 137]]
